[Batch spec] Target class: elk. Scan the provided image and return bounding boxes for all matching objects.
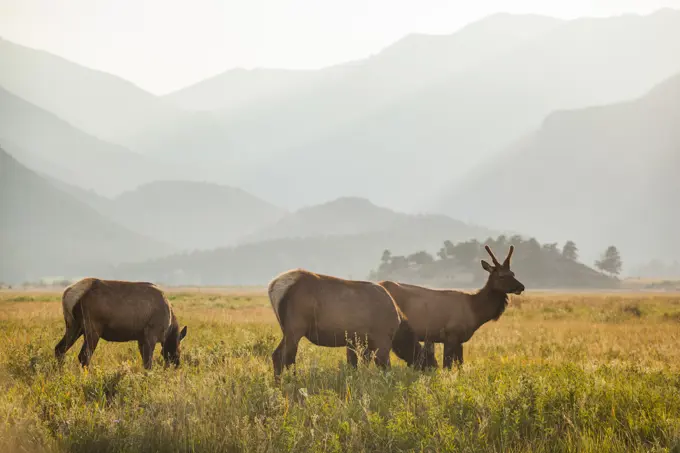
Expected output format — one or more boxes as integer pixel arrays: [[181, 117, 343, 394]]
[[54, 278, 187, 369], [268, 268, 425, 381], [379, 245, 524, 369]]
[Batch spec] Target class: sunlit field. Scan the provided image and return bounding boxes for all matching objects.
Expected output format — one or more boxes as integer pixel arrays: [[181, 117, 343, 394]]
[[1, 289, 679, 452]]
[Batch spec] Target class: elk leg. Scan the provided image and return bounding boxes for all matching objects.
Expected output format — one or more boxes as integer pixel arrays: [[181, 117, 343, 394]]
[[55, 325, 83, 361], [372, 344, 391, 369], [272, 334, 301, 381], [453, 344, 464, 367], [391, 322, 428, 369], [424, 341, 438, 367], [443, 342, 463, 370], [346, 347, 359, 368], [78, 330, 100, 368], [138, 339, 157, 370]]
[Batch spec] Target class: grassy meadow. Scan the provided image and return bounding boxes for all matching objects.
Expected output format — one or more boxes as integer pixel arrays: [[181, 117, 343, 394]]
[[1, 289, 679, 452]]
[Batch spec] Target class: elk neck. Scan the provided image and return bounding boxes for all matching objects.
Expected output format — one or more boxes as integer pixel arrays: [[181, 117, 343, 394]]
[[469, 280, 509, 326], [165, 308, 180, 340]]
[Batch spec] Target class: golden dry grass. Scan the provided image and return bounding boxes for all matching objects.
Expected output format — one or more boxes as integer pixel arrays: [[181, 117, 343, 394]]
[[0, 289, 679, 452]]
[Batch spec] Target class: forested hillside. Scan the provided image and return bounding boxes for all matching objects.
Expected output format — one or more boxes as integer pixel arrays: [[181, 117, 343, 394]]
[[370, 236, 618, 289]]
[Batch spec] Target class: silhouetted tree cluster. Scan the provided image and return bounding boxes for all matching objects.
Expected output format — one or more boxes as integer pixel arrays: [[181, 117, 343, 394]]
[[407, 251, 435, 266], [373, 236, 620, 289]]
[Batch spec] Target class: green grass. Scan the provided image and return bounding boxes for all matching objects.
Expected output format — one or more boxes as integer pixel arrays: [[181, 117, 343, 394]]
[[1, 290, 680, 452]]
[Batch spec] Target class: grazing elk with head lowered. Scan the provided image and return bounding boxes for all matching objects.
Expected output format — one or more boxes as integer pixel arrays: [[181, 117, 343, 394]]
[[380, 245, 524, 369], [54, 278, 187, 369], [268, 268, 425, 381]]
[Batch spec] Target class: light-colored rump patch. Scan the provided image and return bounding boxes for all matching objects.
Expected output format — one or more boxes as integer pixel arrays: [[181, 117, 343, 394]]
[[62, 278, 96, 326], [268, 269, 305, 327]]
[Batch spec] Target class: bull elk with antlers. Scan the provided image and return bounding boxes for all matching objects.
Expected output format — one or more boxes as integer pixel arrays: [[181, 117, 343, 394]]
[[379, 245, 524, 369]]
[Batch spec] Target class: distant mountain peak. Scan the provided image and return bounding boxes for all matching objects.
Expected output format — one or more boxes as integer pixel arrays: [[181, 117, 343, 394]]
[[293, 196, 396, 219], [318, 196, 378, 208]]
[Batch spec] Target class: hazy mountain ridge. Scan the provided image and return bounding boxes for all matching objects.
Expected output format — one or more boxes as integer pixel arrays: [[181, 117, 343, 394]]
[[151, 13, 562, 179], [244, 196, 495, 243], [0, 38, 183, 145], [241, 9, 680, 209], [114, 197, 500, 286], [5, 11, 679, 210], [165, 14, 561, 114], [114, 227, 498, 287], [38, 176, 287, 252], [0, 85, 195, 196], [109, 181, 286, 251], [165, 68, 320, 112], [0, 38, 233, 171], [434, 72, 680, 269], [11, 176, 498, 285], [4, 10, 680, 282], [0, 147, 171, 283]]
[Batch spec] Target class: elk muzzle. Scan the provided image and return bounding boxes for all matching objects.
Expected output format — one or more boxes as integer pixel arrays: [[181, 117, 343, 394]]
[[513, 283, 526, 295]]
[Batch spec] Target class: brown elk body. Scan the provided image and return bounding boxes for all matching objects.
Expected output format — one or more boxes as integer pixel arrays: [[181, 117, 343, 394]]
[[268, 268, 424, 380], [379, 246, 524, 369], [54, 278, 187, 369]]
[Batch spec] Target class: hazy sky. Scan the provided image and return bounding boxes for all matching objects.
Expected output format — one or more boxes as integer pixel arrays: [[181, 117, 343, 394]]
[[2, 0, 680, 94]]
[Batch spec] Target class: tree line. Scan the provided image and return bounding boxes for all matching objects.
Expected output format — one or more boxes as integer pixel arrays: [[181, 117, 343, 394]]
[[371, 236, 622, 288]]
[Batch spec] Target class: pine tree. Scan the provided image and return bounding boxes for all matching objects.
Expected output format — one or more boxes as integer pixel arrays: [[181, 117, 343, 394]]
[[562, 241, 578, 261], [595, 246, 622, 276]]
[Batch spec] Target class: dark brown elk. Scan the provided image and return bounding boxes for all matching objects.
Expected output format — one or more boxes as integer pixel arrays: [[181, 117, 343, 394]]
[[268, 268, 424, 381], [54, 278, 187, 369], [380, 245, 524, 369]]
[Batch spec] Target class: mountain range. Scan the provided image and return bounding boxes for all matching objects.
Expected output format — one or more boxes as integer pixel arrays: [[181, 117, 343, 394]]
[[47, 178, 286, 251], [8, 11, 679, 211], [0, 38, 181, 145], [0, 147, 169, 283], [0, 85, 191, 196], [1, 142, 498, 284], [2, 9, 680, 281], [158, 10, 680, 211], [435, 72, 680, 268], [235, 10, 680, 210], [113, 198, 499, 286], [161, 13, 562, 173], [243, 196, 492, 244], [0, 38, 232, 181]]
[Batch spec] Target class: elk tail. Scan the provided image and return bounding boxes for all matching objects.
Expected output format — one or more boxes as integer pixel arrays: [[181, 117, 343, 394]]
[[62, 278, 95, 328]]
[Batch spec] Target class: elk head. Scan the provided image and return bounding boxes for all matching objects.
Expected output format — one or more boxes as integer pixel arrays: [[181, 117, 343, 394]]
[[162, 325, 188, 368], [481, 245, 525, 295]]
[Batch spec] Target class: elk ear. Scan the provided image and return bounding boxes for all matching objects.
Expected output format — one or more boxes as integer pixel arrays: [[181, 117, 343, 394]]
[[179, 326, 187, 342], [481, 260, 494, 273]]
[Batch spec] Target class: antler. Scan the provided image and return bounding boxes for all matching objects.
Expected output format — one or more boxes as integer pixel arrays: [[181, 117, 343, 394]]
[[503, 245, 515, 267], [485, 245, 501, 267]]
